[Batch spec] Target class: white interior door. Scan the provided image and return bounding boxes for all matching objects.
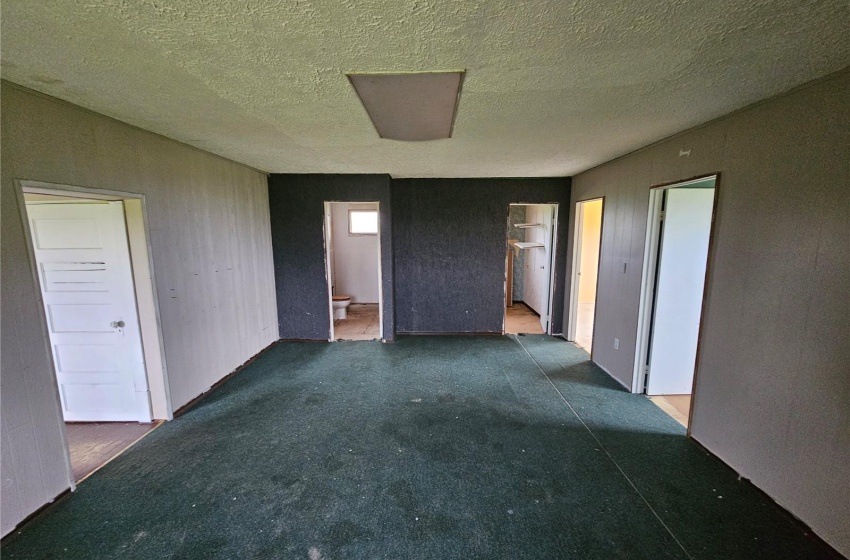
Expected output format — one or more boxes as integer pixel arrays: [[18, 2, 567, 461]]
[[27, 201, 151, 421], [521, 205, 554, 332], [537, 205, 554, 332], [646, 188, 714, 395], [573, 199, 603, 351], [522, 206, 543, 315]]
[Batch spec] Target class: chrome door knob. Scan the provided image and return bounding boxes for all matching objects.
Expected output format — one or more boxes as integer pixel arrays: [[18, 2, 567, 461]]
[[110, 320, 125, 328]]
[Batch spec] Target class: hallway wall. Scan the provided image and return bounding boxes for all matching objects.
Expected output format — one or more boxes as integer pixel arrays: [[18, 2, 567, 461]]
[[564, 70, 850, 554], [1, 83, 278, 536]]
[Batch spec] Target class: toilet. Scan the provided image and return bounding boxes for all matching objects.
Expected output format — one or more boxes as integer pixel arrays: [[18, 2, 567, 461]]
[[332, 295, 351, 320]]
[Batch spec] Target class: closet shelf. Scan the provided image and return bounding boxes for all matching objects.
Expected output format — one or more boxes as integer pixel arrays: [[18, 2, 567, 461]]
[[513, 223, 543, 228], [513, 241, 545, 249]]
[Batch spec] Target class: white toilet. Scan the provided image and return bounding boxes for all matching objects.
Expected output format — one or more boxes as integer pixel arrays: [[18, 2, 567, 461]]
[[332, 295, 351, 320]]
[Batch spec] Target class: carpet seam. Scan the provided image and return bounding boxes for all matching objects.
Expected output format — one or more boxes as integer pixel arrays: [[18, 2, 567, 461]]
[[512, 336, 696, 560]]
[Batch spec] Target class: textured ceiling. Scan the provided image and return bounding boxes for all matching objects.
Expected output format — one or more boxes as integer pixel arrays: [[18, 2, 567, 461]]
[[2, 0, 848, 177]]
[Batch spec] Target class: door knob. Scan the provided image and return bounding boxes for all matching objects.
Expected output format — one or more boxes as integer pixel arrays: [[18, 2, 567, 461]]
[[110, 320, 125, 328]]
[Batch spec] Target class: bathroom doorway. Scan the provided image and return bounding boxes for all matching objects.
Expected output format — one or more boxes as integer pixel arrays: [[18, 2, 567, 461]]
[[633, 176, 717, 428], [504, 203, 559, 335], [324, 202, 383, 341], [567, 198, 604, 354]]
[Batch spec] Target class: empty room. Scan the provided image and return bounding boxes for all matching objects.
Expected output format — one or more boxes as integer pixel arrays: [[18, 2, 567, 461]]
[[1, 2, 848, 559]]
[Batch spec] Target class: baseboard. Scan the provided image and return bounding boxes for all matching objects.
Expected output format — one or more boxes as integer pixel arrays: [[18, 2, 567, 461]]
[[173, 339, 281, 418], [397, 331, 503, 336], [687, 438, 848, 560], [1, 487, 71, 541], [592, 361, 632, 392]]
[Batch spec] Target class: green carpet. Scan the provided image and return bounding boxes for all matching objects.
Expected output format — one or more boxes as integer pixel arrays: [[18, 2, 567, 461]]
[[1, 336, 836, 559]]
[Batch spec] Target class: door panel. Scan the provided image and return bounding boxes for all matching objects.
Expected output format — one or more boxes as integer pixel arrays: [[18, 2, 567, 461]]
[[538, 206, 554, 332], [28, 202, 150, 421], [520, 204, 554, 333], [646, 188, 714, 395]]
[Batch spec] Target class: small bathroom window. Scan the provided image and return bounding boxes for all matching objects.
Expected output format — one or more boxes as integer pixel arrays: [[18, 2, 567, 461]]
[[349, 210, 378, 235]]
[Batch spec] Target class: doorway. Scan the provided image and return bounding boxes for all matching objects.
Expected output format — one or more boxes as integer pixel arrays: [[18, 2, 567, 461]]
[[324, 202, 383, 341], [18, 182, 168, 483], [634, 176, 717, 428], [568, 198, 604, 353], [505, 204, 559, 335]]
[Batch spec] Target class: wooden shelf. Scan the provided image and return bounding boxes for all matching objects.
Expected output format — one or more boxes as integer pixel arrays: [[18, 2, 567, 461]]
[[513, 241, 545, 249], [514, 223, 543, 228]]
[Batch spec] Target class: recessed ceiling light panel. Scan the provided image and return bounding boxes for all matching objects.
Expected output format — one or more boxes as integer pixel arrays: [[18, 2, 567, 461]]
[[347, 71, 464, 141]]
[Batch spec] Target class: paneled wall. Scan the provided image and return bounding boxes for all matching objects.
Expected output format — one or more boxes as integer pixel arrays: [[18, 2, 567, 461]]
[[1, 83, 278, 536], [564, 70, 849, 555]]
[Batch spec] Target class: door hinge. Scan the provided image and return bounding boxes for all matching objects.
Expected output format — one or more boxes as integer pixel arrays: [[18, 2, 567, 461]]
[[659, 210, 666, 221]]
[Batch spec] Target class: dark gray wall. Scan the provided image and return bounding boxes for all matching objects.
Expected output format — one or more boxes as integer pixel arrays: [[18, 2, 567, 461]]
[[268, 174, 393, 340], [393, 178, 570, 334]]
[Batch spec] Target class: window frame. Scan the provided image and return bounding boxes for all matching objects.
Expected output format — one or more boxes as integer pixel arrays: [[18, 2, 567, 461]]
[[348, 209, 379, 236]]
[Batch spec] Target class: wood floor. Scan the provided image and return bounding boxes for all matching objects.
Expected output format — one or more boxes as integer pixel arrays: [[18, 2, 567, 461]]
[[505, 302, 545, 334], [65, 422, 159, 482], [648, 395, 692, 428], [334, 303, 380, 340]]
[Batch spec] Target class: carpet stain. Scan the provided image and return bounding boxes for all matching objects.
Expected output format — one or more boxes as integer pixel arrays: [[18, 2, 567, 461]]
[[326, 520, 373, 549], [269, 477, 306, 505], [388, 480, 417, 513], [323, 455, 344, 472], [305, 393, 328, 406], [411, 513, 460, 541]]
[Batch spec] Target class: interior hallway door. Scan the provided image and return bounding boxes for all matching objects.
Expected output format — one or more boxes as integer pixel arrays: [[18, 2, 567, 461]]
[[27, 201, 151, 421], [522, 204, 554, 332], [646, 187, 714, 395]]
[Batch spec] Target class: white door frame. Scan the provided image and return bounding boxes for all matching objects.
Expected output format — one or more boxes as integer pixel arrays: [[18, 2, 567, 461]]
[[567, 197, 604, 344], [544, 204, 560, 336], [632, 175, 717, 394], [14, 180, 173, 423], [504, 203, 559, 336], [323, 201, 384, 341]]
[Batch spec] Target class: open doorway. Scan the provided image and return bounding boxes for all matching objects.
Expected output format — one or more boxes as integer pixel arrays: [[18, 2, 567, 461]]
[[568, 198, 604, 354], [17, 182, 169, 483], [324, 202, 383, 341], [634, 176, 717, 428], [505, 203, 559, 335]]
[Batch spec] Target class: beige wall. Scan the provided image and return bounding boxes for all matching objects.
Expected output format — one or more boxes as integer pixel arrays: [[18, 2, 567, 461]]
[[577, 199, 603, 304], [0, 83, 278, 535], [563, 70, 849, 554]]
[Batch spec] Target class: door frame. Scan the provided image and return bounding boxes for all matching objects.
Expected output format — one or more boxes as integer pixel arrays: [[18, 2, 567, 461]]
[[14, 180, 173, 426], [323, 201, 384, 341], [631, 175, 719, 419], [544, 204, 560, 336], [503, 203, 559, 336], [567, 197, 605, 355]]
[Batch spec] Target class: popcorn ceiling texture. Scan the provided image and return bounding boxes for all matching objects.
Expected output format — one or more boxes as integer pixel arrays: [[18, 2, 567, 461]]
[[2, 0, 848, 177]]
